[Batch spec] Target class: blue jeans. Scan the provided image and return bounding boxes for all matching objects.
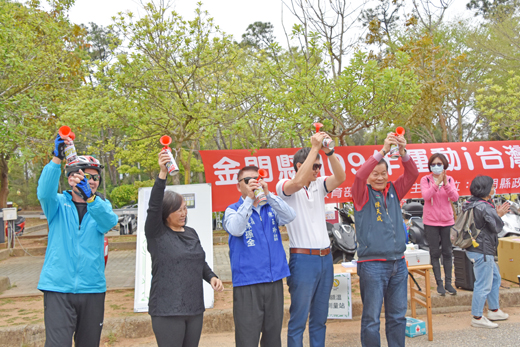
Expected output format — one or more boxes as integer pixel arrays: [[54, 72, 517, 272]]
[[287, 252, 333, 347], [358, 258, 407, 347], [466, 251, 501, 316]]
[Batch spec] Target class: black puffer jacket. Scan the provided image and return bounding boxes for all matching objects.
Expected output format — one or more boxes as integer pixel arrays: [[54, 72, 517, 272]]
[[463, 196, 504, 256]]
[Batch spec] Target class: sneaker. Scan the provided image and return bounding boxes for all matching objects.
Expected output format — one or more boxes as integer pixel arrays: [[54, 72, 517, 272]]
[[488, 309, 509, 321], [437, 281, 446, 296], [445, 283, 457, 295], [472, 316, 498, 329]]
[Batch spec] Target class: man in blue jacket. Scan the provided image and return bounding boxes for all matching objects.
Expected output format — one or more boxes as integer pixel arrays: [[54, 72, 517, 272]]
[[224, 165, 296, 347], [37, 133, 118, 347]]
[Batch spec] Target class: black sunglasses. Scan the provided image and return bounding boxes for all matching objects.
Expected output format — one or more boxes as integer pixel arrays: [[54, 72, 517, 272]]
[[430, 163, 444, 168], [239, 176, 259, 184], [312, 164, 322, 171], [84, 173, 101, 182]]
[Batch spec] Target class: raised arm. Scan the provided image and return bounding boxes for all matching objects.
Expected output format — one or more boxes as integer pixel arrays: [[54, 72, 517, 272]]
[[323, 140, 346, 193], [394, 154, 419, 199], [267, 193, 296, 225], [37, 134, 71, 223], [37, 161, 62, 223], [281, 132, 325, 196], [223, 197, 254, 237], [88, 197, 118, 233], [393, 135, 419, 199], [144, 152, 170, 239]]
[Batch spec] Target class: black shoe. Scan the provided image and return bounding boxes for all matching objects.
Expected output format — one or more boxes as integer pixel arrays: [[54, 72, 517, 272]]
[[437, 281, 446, 296], [445, 282, 457, 295]]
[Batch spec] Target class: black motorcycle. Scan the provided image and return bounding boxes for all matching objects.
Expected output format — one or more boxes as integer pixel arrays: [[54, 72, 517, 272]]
[[328, 205, 357, 264]]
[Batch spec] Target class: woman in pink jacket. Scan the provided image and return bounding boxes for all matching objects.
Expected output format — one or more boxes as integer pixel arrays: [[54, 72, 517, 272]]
[[420, 153, 459, 296]]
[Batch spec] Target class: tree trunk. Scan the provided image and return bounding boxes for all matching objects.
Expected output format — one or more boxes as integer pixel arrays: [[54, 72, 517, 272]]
[[0, 155, 10, 208], [438, 112, 448, 142]]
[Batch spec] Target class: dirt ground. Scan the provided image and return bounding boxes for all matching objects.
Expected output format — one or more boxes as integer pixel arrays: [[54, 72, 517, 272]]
[[108, 306, 520, 347], [2, 266, 516, 329]]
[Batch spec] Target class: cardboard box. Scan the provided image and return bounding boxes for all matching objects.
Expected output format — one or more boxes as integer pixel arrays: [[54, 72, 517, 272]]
[[405, 249, 431, 266], [498, 237, 520, 284], [405, 317, 426, 337]]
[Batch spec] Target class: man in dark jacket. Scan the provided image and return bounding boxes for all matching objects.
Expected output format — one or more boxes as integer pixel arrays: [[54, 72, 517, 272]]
[[351, 133, 419, 347], [224, 166, 296, 347], [464, 175, 510, 329]]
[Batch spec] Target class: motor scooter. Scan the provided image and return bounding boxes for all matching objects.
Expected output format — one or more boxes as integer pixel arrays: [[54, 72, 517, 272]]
[[328, 204, 356, 264], [117, 203, 137, 235], [2, 208, 25, 237], [402, 200, 429, 250]]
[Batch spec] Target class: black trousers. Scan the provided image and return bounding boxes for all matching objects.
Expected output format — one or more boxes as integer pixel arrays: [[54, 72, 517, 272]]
[[43, 291, 105, 347], [424, 224, 454, 283], [233, 279, 284, 347], [151, 314, 204, 347]]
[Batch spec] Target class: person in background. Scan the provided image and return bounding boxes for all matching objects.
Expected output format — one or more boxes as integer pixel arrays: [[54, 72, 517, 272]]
[[420, 153, 459, 296], [224, 165, 296, 347], [276, 132, 346, 347], [37, 133, 118, 347], [464, 176, 510, 329], [145, 151, 224, 347], [351, 132, 419, 347]]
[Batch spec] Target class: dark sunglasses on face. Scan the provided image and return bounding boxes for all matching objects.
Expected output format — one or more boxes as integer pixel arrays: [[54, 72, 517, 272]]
[[84, 173, 101, 181], [239, 176, 259, 185], [313, 164, 322, 171], [431, 163, 444, 168]]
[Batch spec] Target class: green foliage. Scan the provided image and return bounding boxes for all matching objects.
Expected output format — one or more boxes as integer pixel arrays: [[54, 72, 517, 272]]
[[109, 180, 153, 207], [476, 73, 520, 139], [0, 0, 87, 206]]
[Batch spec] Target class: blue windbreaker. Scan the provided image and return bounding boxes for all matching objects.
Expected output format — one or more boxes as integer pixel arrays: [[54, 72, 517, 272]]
[[37, 161, 118, 293]]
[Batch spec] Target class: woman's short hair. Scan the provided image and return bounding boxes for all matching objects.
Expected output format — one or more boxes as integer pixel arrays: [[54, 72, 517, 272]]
[[469, 175, 494, 198], [428, 153, 449, 171], [162, 190, 186, 224]]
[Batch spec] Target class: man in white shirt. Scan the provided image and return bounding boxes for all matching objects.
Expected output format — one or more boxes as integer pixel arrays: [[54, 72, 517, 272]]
[[276, 132, 346, 347]]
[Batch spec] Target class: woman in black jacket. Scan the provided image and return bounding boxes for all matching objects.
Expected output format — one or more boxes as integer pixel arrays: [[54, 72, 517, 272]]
[[464, 176, 509, 329], [145, 152, 224, 347]]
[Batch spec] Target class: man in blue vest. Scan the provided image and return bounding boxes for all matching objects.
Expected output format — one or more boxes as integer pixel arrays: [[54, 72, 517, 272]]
[[352, 133, 419, 347], [224, 165, 296, 347]]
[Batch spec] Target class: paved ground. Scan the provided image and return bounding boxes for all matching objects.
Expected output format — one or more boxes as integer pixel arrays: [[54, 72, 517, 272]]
[[0, 242, 287, 297]]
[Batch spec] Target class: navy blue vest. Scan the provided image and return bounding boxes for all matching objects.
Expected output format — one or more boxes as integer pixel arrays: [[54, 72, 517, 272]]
[[226, 199, 290, 287], [354, 183, 407, 261]]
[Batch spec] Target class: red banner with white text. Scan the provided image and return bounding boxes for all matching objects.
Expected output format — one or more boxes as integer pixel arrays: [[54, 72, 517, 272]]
[[200, 141, 520, 212]]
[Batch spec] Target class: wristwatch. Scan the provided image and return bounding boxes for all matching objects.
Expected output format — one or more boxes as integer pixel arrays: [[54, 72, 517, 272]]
[[325, 149, 335, 157], [86, 195, 96, 203]]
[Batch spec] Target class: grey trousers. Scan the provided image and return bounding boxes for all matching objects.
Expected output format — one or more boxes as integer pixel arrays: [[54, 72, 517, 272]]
[[43, 291, 105, 347], [233, 279, 284, 347]]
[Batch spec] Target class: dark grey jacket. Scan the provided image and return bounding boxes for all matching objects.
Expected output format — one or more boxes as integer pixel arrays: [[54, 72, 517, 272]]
[[463, 197, 504, 256]]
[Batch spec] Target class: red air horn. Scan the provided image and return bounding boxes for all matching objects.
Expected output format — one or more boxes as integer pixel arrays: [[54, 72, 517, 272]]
[[58, 126, 78, 163], [253, 169, 268, 206], [160, 136, 180, 175], [388, 127, 405, 159], [312, 122, 334, 150]]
